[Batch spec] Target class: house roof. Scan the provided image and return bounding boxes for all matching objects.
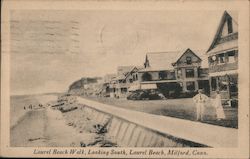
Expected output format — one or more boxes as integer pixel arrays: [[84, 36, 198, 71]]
[[207, 11, 238, 53], [115, 65, 141, 81], [206, 40, 238, 55], [140, 48, 208, 72], [173, 48, 202, 65], [143, 51, 183, 71], [117, 66, 135, 75]]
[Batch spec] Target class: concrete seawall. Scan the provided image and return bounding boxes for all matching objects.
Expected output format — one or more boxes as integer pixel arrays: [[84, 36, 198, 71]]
[[78, 97, 238, 147]]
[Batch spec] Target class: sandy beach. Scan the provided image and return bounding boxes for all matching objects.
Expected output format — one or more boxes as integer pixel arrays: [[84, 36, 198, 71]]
[[10, 106, 97, 147], [10, 109, 47, 146], [10, 94, 57, 128], [10, 94, 114, 147]]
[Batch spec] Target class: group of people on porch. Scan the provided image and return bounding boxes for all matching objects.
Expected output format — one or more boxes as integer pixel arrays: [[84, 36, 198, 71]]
[[193, 89, 226, 121]]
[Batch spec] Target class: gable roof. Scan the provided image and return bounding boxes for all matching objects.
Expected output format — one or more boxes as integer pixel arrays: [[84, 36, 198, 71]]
[[141, 48, 208, 72], [117, 66, 135, 75], [173, 48, 202, 66], [143, 51, 183, 71], [124, 66, 138, 76], [207, 11, 238, 53], [115, 65, 141, 81]]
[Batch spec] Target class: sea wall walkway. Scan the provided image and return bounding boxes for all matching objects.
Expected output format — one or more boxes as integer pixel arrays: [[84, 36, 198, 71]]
[[78, 97, 237, 147]]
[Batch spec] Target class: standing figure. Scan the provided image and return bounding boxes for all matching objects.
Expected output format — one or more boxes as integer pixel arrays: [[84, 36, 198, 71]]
[[214, 90, 226, 120], [193, 89, 209, 121]]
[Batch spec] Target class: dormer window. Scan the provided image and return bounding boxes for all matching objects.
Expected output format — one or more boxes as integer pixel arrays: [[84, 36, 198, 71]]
[[227, 17, 233, 34], [186, 56, 192, 65]]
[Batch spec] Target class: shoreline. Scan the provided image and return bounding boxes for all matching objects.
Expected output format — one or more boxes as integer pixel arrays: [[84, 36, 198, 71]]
[[10, 94, 115, 147], [10, 94, 58, 128]]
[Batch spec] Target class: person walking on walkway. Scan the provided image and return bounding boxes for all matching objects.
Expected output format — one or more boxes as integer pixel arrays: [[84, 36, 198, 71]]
[[214, 90, 226, 120], [193, 89, 209, 121]]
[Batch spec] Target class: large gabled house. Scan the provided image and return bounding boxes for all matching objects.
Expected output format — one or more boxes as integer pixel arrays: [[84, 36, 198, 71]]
[[136, 48, 209, 97], [172, 48, 209, 95], [207, 11, 238, 107]]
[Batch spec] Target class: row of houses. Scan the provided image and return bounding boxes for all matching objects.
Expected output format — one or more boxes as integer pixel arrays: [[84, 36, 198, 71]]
[[86, 11, 238, 107], [99, 48, 209, 98]]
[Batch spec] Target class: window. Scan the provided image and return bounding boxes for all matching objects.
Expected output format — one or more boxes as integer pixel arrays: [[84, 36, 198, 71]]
[[186, 81, 195, 91], [229, 75, 238, 98], [159, 71, 168, 80], [185, 69, 194, 78], [121, 80, 126, 83], [211, 77, 217, 91], [121, 88, 127, 93], [169, 71, 176, 80], [129, 78, 133, 83], [136, 74, 138, 80], [218, 76, 228, 91], [218, 53, 225, 64], [227, 50, 236, 63], [227, 17, 233, 34], [142, 72, 152, 81], [186, 56, 192, 65], [198, 68, 208, 78]]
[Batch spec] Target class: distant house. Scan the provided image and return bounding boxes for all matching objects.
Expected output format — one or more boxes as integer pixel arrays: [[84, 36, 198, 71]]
[[111, 66, 141, 98], [99, 74, 116, 97], [207, 11, 238, 107], [136, 48, 209, 97], [117, 66, 135, 75]]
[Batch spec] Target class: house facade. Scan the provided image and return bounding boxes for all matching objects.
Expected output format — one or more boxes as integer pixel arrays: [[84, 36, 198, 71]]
[[207, 11, 238, 107], [134, 48, 209, 97], [172, 48, 210, 95], [110, 66, 140, 98]]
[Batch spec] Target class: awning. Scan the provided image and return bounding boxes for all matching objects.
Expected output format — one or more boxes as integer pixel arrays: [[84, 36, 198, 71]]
[[140, 83, 157, 90]]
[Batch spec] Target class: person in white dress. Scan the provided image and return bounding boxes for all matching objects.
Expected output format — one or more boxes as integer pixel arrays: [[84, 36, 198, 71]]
[[193, 89, 209, 121], [214, 90, 226, 120]]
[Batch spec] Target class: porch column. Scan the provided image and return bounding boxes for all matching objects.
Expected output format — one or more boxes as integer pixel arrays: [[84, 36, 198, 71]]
[[182, 81, 187, 92], [195, 81, 199, 91]]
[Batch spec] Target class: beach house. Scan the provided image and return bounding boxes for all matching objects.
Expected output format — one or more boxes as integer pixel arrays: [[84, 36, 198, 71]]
[[207, 11, 238, 107], [135, 48, 209, 97], [111, 66, 140, 98]]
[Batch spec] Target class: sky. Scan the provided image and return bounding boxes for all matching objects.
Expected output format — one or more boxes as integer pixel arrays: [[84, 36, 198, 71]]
[[10, 10, 226, 95]]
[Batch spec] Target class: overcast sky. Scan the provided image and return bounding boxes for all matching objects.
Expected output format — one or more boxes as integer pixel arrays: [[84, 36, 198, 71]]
[[10, 10, 226, 95]]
